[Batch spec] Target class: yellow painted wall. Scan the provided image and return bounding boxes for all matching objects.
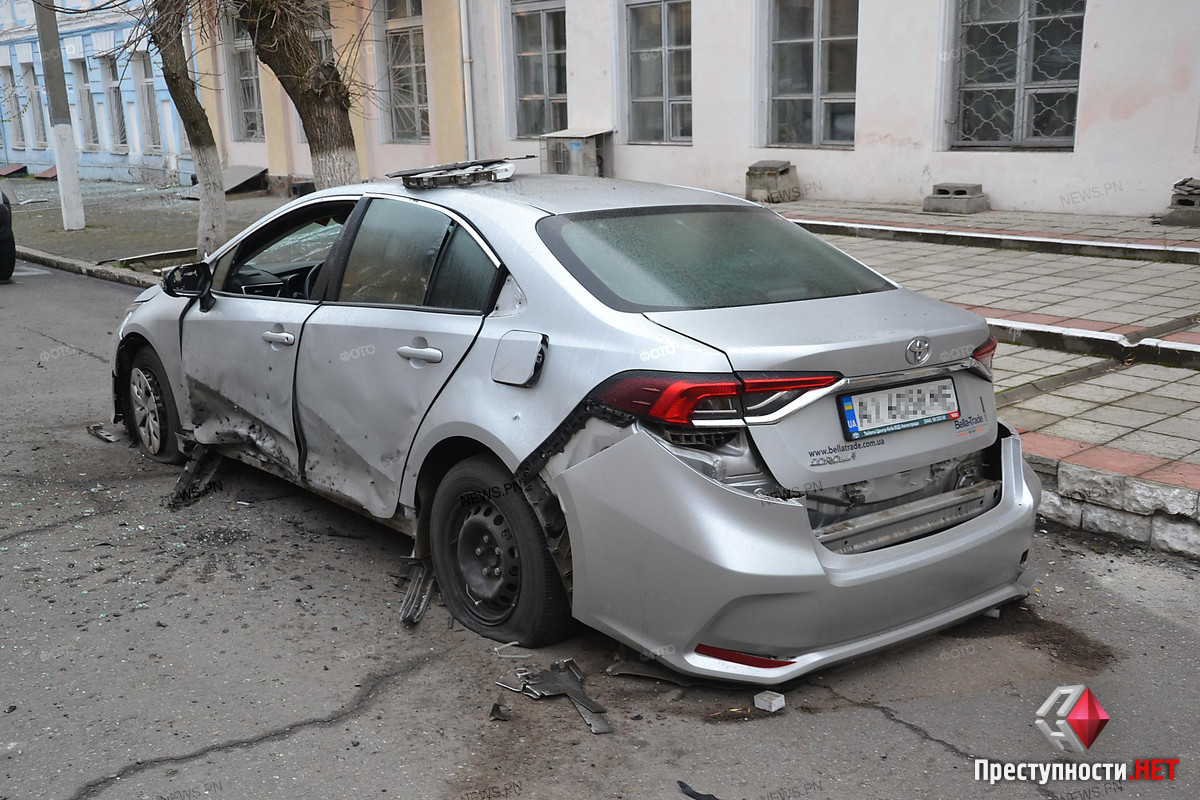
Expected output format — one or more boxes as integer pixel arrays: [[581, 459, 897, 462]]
[[424, 3, 467, 162]]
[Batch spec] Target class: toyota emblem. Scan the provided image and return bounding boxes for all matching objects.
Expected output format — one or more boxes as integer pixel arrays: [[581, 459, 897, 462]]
[[906, 337, 931, 365]]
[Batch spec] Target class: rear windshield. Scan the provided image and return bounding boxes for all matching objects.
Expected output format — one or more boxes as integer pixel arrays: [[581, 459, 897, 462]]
[[536, 205, 894, 311]]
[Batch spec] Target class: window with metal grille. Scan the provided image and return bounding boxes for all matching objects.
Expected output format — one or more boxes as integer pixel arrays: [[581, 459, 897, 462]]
[[133, 52, 161, 153], [627, 0, 691, 143], [20, 64, 46, 148], [769, 0, 858, 146], [0, 66, 26, 149], [228, 18, 264, 141], [953, 0, 1085, 147], [386, 0, 429, 143], [99, 56, 128, 152], [70, 58, 100, 150], [512, 1, 567, 138]]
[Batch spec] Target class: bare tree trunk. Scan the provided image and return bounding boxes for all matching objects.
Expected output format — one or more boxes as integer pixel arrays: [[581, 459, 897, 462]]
[[236, 1, 360, 190], [148, 0, 227, 256]]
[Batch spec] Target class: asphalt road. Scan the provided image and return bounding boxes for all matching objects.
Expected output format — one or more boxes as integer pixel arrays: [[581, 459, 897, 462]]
[[1, 265, 1196, 800]]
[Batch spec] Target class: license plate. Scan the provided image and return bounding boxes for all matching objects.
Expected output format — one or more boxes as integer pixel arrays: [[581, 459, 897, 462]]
[[839, 378, 960, 440]]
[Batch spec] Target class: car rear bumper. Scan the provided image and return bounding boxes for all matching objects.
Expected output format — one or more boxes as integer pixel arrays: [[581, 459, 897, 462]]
[[552, 423, 1036, 685]]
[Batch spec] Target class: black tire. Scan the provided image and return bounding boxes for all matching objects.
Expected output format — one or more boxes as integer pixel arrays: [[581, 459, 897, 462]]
[[0, 200, 14, 282], [126, 348, 185, 465], [429, 456, 573, 646]]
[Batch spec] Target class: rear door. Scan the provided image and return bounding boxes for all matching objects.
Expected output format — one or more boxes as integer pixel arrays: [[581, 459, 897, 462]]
[[294, 196, 501, 517], [180, 198, 358, 477]]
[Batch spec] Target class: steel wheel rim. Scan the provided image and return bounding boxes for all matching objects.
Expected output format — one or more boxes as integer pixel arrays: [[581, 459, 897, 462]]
[[451, 501, 521, 625], [129, 367, 161, 453]]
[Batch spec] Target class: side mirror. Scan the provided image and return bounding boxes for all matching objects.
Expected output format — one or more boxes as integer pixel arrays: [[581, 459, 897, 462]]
[[162, 262, 215, 310]]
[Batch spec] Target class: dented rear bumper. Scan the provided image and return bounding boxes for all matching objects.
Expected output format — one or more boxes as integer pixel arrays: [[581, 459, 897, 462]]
[[551, 423, 1036, 685]]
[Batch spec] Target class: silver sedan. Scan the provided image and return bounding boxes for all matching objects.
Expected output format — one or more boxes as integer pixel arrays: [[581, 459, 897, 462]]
[[111, 166, 1039, 684]]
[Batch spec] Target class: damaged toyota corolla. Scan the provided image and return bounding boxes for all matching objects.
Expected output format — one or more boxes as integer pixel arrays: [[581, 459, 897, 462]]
[[111, 161, 1040, 684]]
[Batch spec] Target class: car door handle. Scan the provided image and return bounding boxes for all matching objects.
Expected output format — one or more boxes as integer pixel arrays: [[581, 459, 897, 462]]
[[261, 331, 295, 346], [396, 345, 443, 364]]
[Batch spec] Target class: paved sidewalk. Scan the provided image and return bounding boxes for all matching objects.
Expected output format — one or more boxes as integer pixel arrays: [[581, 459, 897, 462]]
[[5, 177, 1199, 558]]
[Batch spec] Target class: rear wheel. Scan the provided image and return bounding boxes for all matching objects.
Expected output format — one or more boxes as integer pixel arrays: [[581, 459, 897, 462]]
[[126, 348, 185, 464], [429, 456, 573, 646]]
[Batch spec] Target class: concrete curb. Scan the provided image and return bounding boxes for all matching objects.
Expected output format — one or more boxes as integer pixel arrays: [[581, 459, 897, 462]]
[[1029, 456, 1200, 560], [990, 319, 1200, 369], [17, 245, 158, 289], [787, 217, 1200, 265]]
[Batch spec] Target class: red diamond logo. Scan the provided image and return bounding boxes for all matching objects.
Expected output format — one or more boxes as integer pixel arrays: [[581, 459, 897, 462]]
[[1066, 687, 1109, 749]]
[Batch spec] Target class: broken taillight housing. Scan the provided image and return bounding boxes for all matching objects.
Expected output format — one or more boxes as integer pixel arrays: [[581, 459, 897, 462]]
[[971, 336, 998, 380], [598, 371, 843, 428]]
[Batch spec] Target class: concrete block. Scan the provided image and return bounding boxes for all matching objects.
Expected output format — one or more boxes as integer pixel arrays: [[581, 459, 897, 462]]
[[1160, 206, 1200, 227], [754, 690, 785, 712], [923, 193, 990, 214], [1081, 505, 1152, 543], [1038, 491, 1082, 528], [1056, 463, 1127, 511], [1122, 478, 1198, 517], [746, 160, 801, 204], [1151, 516, 1200, 558], [1169, 193, 1198, 207], [931, 182, 984, 196]]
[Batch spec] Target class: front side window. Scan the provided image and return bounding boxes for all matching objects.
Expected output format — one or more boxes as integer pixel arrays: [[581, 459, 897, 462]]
[[219, 202, 355, 297], [228, 18, 264, 141], [627, 0, 691, 143], [512, 2, 567, 138], [953, 0, 1085, 146], [385, 0, 429, 142], [338, 199, 450, 306], [537, 206, 893, 312], [769, 0, 858, 146]]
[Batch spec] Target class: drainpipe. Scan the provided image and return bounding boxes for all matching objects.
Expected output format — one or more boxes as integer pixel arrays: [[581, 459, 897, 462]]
[[458, 0, 476, 161]]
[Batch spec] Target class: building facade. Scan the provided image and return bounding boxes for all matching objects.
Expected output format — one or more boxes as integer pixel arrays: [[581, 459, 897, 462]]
[[0, 0, 193, 184]]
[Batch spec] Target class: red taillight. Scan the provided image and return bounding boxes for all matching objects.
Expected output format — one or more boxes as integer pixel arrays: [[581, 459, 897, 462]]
[[695, 644, 796, 670], [971, 336, 997, 378], [599, 371, 843, 427], [600, 375, 740, 426]]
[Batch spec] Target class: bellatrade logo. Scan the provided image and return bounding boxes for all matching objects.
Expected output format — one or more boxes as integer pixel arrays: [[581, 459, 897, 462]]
[[1035, 684, 1110, 753]]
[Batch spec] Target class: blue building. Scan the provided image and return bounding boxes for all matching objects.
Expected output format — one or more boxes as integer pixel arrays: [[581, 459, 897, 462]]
[[0, 0, 193, 184]]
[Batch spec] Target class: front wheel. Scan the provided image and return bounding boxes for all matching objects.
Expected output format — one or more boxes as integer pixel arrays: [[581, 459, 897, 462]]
[[429, 456, 573, 646], [126, 347, 185, 464]]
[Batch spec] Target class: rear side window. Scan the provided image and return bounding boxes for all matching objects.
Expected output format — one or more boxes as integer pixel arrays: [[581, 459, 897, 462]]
[[537, 205, 894, 311], [426, 225, 497, 312], [337, 199, 451, 306]]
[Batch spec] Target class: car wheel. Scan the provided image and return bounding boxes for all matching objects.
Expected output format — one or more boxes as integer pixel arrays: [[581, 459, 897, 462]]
[[429, 456, 573, 647], [126, 348, 185, 465]]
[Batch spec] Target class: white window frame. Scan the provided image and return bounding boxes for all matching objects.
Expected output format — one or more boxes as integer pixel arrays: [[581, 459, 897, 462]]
[[765, 0, 858, 148], [227, 17, 265, 142], [510, 0, 567, 139], [624, 0, 691, 144], [382, 0, 429, 144], [0, 65, 25, 149], [132, 51, 161, 154], [20, 63, 46, 149], [70, 57, 100, 150], [99, 55, 128, 153]]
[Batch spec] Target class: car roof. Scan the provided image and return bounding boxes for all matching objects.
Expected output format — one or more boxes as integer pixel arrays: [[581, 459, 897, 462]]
[[310, 173, 755, 216]]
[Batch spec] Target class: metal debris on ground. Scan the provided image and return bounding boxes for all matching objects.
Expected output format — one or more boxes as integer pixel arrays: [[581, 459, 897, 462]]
[[677, 780, 723, 800], [496, 658, 612, 734], [753, 690, 785, 713], [493, 641, 532, 659], [86, 424, 121, 443], [606, 656, 698, 687], [392, 557, 437, 623], [166, 444, 224, 508], [488, 694, 512, 722]]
